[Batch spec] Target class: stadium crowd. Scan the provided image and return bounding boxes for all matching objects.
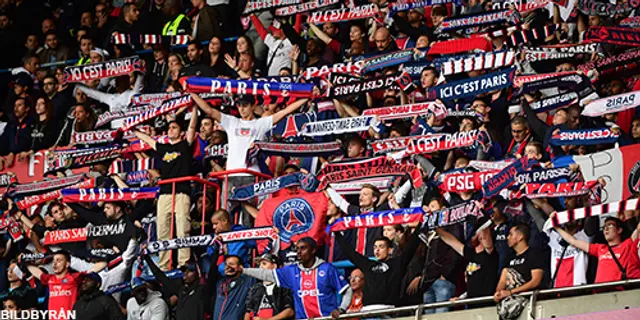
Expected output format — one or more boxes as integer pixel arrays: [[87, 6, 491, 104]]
[[0, 0, 640, 319]]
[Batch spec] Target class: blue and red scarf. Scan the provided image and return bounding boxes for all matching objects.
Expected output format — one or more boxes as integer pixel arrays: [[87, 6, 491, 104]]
[[230, 172, 319, 201], [423, 201, 482, 230], [362, 49, 415, 74], [61, 187, 159, 202], [327, 207, 424, 233], [64, 56, 143, 83], [549, 128, 620, 146], [427, 67, 515, 101], [585, 26, 640, 47], [184, 77, 314, 99], [46, 145, 122, 173], [482, 157, 537, 198]]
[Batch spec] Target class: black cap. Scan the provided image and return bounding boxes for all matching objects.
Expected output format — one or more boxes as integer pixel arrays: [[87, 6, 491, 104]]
[[85, 272, 102, 284], [255, 253, 279, 265], [13, 73, 33, 88], [236, 94, 255, 105]]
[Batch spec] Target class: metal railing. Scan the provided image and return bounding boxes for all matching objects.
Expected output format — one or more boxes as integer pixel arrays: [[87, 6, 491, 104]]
[[208, 168, 272, 214], [315, 279, 640, 320]]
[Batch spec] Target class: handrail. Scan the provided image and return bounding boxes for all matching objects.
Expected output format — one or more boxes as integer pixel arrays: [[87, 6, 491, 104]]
[[157, 175, 220, 189], [315, 279, 640, 320], [208, 169, 272, 180]]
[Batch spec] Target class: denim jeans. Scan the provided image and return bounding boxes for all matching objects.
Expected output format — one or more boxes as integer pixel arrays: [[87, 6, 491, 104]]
[[423, 279, 456, 314]]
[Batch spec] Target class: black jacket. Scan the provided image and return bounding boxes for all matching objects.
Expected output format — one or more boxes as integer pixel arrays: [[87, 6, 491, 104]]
[[73, 290, 125, 320], [67, 203, 139, 253], [245, 282, 294, 317]]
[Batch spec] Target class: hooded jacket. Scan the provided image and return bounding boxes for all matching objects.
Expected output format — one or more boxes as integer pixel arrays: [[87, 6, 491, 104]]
[[73, 289, 125, 320], [125, 289, 169, 320]]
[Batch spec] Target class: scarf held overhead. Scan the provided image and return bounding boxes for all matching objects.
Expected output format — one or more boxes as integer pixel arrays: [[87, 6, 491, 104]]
[[327, 72, 407, 98], [120, 95, 193, 132], [543, 198, 640, 231], [300, 116, 378, 137], [275, 0, 340, 16], [7, 174, 85, 197], [362, 49, 415, 74], [582, 90, 640, 117], [363, 101, 445, 121], [218, 227, 278, 242], [184, 77, 314, 98], [549, 128, 620, 146], [146, 235, 215, 253], [44, 224, 128, 245], [482, 157, 537, 198], [61, 187, 159, 202], [15, 178, 95, 210], [111, 34, 190, 46], [585, 26, 640, 47], [64, 56, 143, 83], [439, 10, 519, 32], [243, 0, 302, 14], [230, 172, 319, 201], [308, 3, 378, 24], [424, 201, 482, 230], [427, 67, 515, 101], [327, 207, 424, 233], [46, 145, 121, 173], [440, 50, 516, 76]]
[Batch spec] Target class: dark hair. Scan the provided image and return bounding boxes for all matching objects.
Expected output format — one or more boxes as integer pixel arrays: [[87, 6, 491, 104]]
[[168, 120, 184, 132], [35, 96, 54, 122], [604, 217, 624, 230], [225, 254, 244, 266], [361, 183, 381, 201], [234, 35, 256, 60], [421, 66, 440, 78], [526, 141, 543, 155], [512, 224, 531, 243], [374, 237, 393, 248], [44, 30, 57, 39], [187, 40, 203, 51], [53, 250, 71, 263], [122, 3, 137, 16], [167, 80, 182, 92], [79, 35, 93, 43], [14, 97, 31, 109], [431, 5, 448, 17]]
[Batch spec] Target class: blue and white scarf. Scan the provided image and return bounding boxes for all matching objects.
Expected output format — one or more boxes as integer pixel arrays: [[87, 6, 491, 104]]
[[549, 128, 620, 146]]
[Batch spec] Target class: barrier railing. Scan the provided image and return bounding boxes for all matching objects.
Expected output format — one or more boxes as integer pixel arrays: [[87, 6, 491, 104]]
[[315, 279, 640, 320], [208, 169, 272, 217], [157, 176, 221, 268]]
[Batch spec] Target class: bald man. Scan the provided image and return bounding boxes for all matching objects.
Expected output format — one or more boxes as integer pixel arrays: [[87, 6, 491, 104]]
[[374, 27, 396, 53]]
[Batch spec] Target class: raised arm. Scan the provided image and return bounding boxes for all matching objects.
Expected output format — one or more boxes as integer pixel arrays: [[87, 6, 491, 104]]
[[186, 106, 198, 145], [632, 220, 640, 241], [435, 227, 464, 256], [191, 93, 221, 122], [334, 232, 375, 270], [142, 254, 181, 299], [26, 265, 44, 280], [553, 226, 590, 252], [249, 14, 269, 41], [134, 130, 157, 150], [68, 203, 108, 225], [271, 98, 308, 124], [308, 23, 333, 45]]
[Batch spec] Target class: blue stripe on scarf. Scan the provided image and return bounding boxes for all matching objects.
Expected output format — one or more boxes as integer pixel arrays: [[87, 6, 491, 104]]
[[326, 207, 424, 233], [185, 77, 314, 97], [230, 173, 319, 201], [429, 67, 516, 101], [363, 50, 415, 73], [483, 157, 537, 198], [549, 128, 620, 146]]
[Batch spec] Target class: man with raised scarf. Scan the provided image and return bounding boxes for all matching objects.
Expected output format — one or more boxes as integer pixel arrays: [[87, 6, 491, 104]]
[[504, 116, 533, 158]]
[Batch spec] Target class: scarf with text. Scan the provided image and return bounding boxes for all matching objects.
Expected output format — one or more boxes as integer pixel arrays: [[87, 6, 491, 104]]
[[318, 158, 421, 190], [363, 49, 415, 74], [122, 136, 170, 154], [507, 24, 561, 47], [439, 10, 519, 33], [423, 201, 482, 230], [64, 56, 143, 83], [405, 130, 491, 156], [327, 207, 424, 233], [544, 198, 640, 231], [184, 77, 314, 100], [514, 166, 573, 185], [46, 145, 122, 173], [363, 101, 446, 121], [549, 128, 620, 146], [146, 234, 215, 253], [513, 71, 577, 88], [120, 95, 193, 132], [514, 73, 591, 98], [131, 92, 182, 106], [249, 141, 343, 159], [243, 0, 302, 14], [441, 50, 516, 76], [371, 136, 428, 155], [529, 92, 579, 113], [109, 158, 156, 174], [61, 187, 159, 202], [72, 129, 139, 145], [96, 107, 151, 127], [445, 109, 484, 121], [302, 60, 364, 79], [585, 26, 640, 47], [308, 3, 378, 24], [439, 170, 499, 193], [8, 174, 85, 197], [509, 180, 599, 199], [111, 34, 189, 46], [527, 43, 598, 54], [218, 227, 279, 242], [125, 171, 150, 186], [427, 67, 516, 101], [330, 177, 393, 195], [427, 37, 493, 56], [300, 116, 378, 136], [319, 156, 388, 176], [482, 157, 537, 198], [577, 0, 633, 16], [204, 144, 229, 159], [0, 174, 16, 187], [620, 16, 640, 28], [469, 159, 515, 171], [275, 0, 340, 16], [326, 72, 407, 98], [523, 50, 577, 62], [44, 224, 128, 245], [390, 0, 462, 12], [230, 172, 319, 201], [577, 49, 640, 73], [582, 90, 640, 117], [15, 179, 95, 210]]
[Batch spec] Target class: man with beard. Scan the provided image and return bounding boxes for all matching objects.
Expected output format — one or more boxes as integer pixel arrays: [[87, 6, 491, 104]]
[[126, 278, 169, 320], [72, 273, 124, 320], [180, 41, 215, 77], [67, 202, 138, 253]]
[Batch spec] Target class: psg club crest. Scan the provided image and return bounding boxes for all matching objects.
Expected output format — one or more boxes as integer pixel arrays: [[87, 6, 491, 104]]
[[273, 198, 315, 244], [627, 161, 640, 194]]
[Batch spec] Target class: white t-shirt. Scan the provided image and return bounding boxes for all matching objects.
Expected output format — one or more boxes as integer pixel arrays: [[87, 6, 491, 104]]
[[219, 113, 273, 172], [549, 230, 590, 288], [264, 34, 292, 76]]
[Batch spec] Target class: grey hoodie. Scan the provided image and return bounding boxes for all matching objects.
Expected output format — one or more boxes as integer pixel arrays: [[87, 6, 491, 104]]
[[126, 289, 169, 320]]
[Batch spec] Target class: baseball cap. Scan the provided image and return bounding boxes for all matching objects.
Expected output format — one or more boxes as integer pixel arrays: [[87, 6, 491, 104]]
[[411, 7, 425, 16], [236, 94, 255, 105], [85, 272, 102, 284], [255, 253, 279, 265], [131, 277, 146, 290], [180, 261, 199, 273], [13, 73, 33, 88]]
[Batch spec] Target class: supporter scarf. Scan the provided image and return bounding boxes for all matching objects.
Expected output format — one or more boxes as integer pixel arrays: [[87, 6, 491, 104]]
[[363, 101, 445, 120], [96, 106, 150, 127], [275, 0, 340, 16], [529, 92, 579, 113], [8, 174, 85, 197], [325, 72, 362, 87], [21, 252, 48, 263], [131, 92, 182, 106], [513, 71, 577, 88], [111, 34, 189, 46], [120, 95, 193, 132], [507, 24, 560, 47], [146, 234, 215, 253], [482, 157, 537, 198], [370, 136, 422, 155], [308, 4, 378, 24], [469, 159, 514, 171], [577, 0, 632, 16], [204, 144, 229, 159], [243, 0, 302, 14], [250, 141, 343, 158], [549, 128, 620, 146], [523, 50, 576, 62], [531, 43, 598, 54], [64, 56, 143, 83], [427, 37, 493, 56], [439, 170, 499, 192], [585, 26, 640, 47], [300, 116, 378, 136], [439, 10, 519, 32], [514, 73, 590, 98], [327, 72, 406, 98], [122, 136, 170, 154], [15, 179, 95, 210], [390, 0, 462, 12], [582, 90, 640, 117], [441, 50, 516, 76], [106, 270, 184, 295], [109, 158, 156, 174], [44, 224, 128, 245], [327, 207, 424, 233], [620, 17, 640, 28], [46, 145, 122, 173], [401, 61, 432, 80], [72, 129, 137, 145], [218, 227, 278, 242], [302, 60, 364, 79], [423, 201, 482, 230], [509, 180, 599, 199], [544, 197, 640, 231], [317, 163, 421, 190], [61, 187, 159, 202], [319, 156, 388, 176], [577, 49, 640, 72], [230, 172, 319, 201], [0, 174, 16, 187], [406, 130, 490, 155], [427, 67, 516, 101], [125, 171, 150, 186], [362, 49, 415, 74], [515, 0, 550, 12], [445, 109, 483, 120], [184, 77, 314, 98], [514, 166, 573, 185], [330, 177, 393, 195]]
